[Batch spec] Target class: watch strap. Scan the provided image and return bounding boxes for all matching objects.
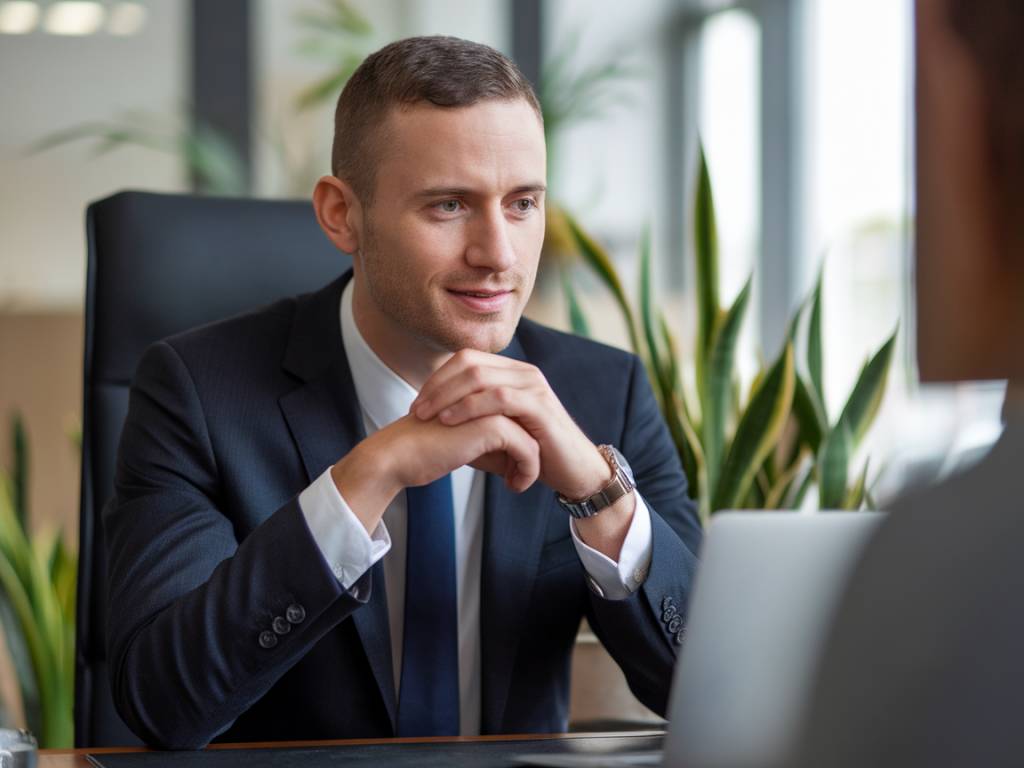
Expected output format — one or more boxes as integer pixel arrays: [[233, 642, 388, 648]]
[[557, 445, 635, 519]]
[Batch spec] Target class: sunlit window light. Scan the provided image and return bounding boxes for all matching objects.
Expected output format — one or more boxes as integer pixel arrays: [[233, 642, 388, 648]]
[[44, 0, 105, 35], [0, 0, 41, 34], [107, 1, 145, 36]]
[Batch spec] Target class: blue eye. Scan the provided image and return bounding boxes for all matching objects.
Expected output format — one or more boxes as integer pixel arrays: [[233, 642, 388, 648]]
[[513, 199, 536, 213], [438, 200, 461, 213]]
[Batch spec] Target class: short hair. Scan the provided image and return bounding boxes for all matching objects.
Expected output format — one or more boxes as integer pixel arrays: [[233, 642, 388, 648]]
[[331, 35, 542, 204], [946, 0, 1024, 245]]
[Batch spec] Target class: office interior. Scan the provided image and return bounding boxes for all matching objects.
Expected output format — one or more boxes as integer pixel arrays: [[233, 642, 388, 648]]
[[0, 0, 1007, 740]]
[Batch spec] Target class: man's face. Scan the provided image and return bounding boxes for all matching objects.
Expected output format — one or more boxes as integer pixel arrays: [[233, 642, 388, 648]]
[[352, 98, 546, 356]]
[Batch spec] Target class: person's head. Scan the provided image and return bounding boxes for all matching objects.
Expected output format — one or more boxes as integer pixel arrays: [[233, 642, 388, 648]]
[[916, 0, 1024, 383], [312, 36, 546, 373]]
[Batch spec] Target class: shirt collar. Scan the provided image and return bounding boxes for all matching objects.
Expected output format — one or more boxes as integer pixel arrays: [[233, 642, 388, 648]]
[[340, 278, 419, 431]]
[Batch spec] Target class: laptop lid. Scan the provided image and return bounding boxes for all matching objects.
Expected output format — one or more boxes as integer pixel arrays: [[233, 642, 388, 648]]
[[662, 511, 883, 768]]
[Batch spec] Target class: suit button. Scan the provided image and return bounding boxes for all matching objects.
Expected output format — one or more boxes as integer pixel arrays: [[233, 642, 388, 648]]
[[661, 596, 674, 611], [258, 630, 278, 649], [674, 628, 686, 646], [272, 616, 291, 635], [662, 605, 678, 623], [286, 604, 306, 624], [668, 616, 683, 633]]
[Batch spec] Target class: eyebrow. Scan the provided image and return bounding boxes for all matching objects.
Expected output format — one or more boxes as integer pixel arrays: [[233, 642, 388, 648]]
[[413, 183, 547, 200]]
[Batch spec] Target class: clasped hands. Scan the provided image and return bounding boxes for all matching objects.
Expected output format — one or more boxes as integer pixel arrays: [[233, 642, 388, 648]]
[[331, 349, 635, 556]]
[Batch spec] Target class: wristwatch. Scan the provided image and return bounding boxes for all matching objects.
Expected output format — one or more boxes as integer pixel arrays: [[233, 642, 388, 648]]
[[557, 445, 636, 519]]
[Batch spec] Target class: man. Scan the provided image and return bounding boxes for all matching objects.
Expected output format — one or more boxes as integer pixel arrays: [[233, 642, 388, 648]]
[[791, 1, 1024, 764], [103, 36, 701, 749]]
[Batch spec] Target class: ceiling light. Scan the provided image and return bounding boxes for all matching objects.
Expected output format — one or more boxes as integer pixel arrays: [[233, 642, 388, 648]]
[[107, 1, 145, 36], [0, 1, 41, 34], [45, 0, 105, 35]]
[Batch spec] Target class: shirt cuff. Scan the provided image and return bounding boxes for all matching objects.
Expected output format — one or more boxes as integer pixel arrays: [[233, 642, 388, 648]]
[[570, 491, 653, 600], [298, 467, 391, 590]]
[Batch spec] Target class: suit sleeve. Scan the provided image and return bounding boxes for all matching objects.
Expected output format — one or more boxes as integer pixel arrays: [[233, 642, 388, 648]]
[[104, 341, 370, 749], [583, 353, 702, 717]]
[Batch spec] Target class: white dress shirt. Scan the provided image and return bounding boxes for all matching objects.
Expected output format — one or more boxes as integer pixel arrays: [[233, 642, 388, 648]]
[[297, 278, 653, 735]]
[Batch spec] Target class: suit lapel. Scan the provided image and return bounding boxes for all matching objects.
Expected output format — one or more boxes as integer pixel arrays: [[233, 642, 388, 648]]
[[278, 272, 398, 730], [480, 335, 556, 733]]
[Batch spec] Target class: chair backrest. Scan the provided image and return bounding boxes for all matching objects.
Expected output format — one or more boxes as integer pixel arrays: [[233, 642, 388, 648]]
[[76, 190, 350, 746]]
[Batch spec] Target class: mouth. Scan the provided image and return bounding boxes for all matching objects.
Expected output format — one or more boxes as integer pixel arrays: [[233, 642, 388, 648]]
[[446, 287, 514, 314]]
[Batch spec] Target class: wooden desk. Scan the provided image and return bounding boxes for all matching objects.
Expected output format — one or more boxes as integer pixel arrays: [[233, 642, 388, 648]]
[[40, 731, 665, 768]]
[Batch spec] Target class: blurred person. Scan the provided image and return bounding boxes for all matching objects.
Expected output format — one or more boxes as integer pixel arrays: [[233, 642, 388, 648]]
[[102, 36, 701, 749], [792, 1, 1024, 764]]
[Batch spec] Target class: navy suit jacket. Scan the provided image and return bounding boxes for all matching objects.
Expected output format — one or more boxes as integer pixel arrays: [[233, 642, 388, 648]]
[[103, 272, 702, 749]]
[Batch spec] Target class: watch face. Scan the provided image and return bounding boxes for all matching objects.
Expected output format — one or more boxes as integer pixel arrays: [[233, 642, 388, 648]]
[[609, 446, 635, 483]]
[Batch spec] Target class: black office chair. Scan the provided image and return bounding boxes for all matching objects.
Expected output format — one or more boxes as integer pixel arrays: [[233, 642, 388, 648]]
[[76, 190, 350, 746]]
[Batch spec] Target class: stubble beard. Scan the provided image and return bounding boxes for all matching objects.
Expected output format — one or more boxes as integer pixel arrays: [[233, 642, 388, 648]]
[[359, 217, 530, 355]]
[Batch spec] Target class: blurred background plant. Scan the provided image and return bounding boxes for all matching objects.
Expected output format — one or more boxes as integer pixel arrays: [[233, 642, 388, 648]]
[[0, 414, 77, 747], [538, 28, 639, 266], [28, 0, 374, 197], [27, 3, 633, 270], [563, 146, 897, 524]]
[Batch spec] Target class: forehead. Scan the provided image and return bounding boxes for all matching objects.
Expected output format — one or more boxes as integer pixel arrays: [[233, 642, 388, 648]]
[[373, 99, 546, 198]]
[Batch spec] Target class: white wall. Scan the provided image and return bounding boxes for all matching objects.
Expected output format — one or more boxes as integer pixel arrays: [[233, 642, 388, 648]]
[[0, 1, 187, 309]]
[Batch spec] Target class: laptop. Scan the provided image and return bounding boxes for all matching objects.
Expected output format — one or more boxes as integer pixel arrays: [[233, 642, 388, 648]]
[[514, 510, 884, 768]]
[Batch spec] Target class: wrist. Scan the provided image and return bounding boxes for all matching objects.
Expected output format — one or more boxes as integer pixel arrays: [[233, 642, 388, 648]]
[[331, 440, 401, 533], [558, 444, 614, 501]]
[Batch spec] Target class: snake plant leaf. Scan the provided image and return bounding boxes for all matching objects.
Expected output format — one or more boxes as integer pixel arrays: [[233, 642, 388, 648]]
[[639, 227, 663, 377], [712, 344, 796, 511], [807, 268, 825, 415], [564, 211, 642, 353], [785, 463, 815, 509], [819, 420, 852, 509], [560, 269, 591, 337], [658, 315, 705, 506], [658, 312, 680, 401], [865, 489, 879, 511], [13, 415, 28, 531], [792, 374, 826, 455], [704, 276, 753, 498], [765, 450, 812, 509], [834, 327, 899, 451], [843, 459, 870, 510], [694, 142, 721, 407]]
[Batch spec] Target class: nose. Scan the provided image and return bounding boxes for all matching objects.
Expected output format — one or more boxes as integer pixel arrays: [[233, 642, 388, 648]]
[[464, 205, 516, 272]]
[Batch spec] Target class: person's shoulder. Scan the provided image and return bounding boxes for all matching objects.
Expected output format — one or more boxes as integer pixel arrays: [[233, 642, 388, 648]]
[[514, 316, 640, 374], [160, 293, 299, 365], [884, 425, 1024, 543]]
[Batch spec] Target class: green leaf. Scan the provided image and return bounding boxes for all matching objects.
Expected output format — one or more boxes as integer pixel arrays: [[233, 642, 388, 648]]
[[703, 276, 753, 498], [807, 268, 825, 413], [765, 450, 811, 509], [843, 459, 870, 510], [792, 374, 826, 455], [694, 142, 721, 407], [12, 413, 28, 532], [834, 327, 898, 451], [563, 212, 642, 354], [560, 269, 590, 337], [712, 344, 796, 512], [818, 420, 852, 509], [182, 123, 248, 196]]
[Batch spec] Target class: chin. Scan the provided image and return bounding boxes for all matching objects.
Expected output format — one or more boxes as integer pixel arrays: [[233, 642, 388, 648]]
[[432, 320, 517, 355]]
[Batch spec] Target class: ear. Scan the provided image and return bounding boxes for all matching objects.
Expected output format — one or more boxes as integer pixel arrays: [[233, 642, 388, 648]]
[[313, 175, 364, 254]]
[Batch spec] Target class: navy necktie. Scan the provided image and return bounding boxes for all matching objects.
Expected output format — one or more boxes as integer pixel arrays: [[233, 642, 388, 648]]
[[397, 474, 460, 736]]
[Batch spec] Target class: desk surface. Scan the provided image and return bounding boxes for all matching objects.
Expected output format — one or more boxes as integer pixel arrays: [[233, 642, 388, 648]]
[[41, 731, 664, 768]]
